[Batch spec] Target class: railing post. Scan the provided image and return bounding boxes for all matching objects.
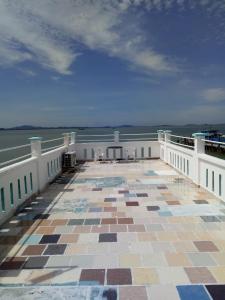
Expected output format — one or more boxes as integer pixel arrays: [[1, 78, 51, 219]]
[[29, 137, 42, 193], [71, 132, 76, 144], [164, 130, 172, 164], [63, 133, 70, 148], [157, 130, 164, 142], [192, 132, 205, 186], [114, 131, 120, 143], [29, 137, 42, 158], [164, 130, 172, 143], [193, 133, 205, 155]]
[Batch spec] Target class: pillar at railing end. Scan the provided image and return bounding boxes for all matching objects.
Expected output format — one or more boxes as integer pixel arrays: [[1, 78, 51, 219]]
[[114, 131, 120, 143], [63, 133, 70, 148], [192, 132, 205, 154], [70, 132, 76, 144], [157, 130, 164, 141], [164, 130, 172, 143], [29, 137, 42, 157]]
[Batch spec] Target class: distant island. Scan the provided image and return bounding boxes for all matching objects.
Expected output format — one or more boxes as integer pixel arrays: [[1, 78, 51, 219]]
[[0, 124, 135, 131], [0, 124, 224, 131]]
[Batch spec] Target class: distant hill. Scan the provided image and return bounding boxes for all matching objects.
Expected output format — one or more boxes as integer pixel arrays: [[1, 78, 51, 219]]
[[0, 124, 224, 131]]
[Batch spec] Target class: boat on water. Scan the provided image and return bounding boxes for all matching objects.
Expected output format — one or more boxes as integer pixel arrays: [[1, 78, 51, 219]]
[[200, 130, 225, 143]]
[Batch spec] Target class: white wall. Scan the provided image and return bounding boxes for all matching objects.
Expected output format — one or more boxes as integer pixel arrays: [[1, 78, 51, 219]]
[[74, 141, 160, 160], [160, 139, 225, 202], [199, 154, 225, 200], [0, 146, 66, 225]]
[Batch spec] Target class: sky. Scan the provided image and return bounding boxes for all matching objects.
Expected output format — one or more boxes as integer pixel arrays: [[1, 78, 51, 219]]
[[0, 0, 225, 127]]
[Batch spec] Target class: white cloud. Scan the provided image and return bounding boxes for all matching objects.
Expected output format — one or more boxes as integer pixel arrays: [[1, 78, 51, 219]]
[[0, 0, 223, 75], [201, 88, 225, 102], [0, 0, 179, 75]]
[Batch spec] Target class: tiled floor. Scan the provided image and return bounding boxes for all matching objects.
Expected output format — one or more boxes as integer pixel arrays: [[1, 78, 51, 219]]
[[0, 159, 225, 299]]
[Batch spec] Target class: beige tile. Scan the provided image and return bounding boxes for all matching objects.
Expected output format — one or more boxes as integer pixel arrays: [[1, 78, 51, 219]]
[[119, 254, 141, 267], [212, 252, 225, 265], [133, 267, 159, 284], [210, 266, 225, 283], [157, 232, 178, 241], [138, 232, 157, 241], [166, 252, 191, 266], [66, 244, 87, 255]]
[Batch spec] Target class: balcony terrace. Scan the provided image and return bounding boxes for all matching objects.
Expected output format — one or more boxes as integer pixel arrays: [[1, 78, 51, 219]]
[[0, 159, 225, 299], [0, 131, 225, 299]]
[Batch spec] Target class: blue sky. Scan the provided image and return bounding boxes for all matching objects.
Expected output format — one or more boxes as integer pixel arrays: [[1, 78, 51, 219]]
[[0, 0, 225, 127]]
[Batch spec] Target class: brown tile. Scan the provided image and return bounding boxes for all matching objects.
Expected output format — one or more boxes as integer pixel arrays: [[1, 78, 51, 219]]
[[0, 257, 26, 270], [104, 207, 117, 212], [22, 245, 46, 256], [126, 202, 139, 206], [34, 220, 52, 226], [91, 225, 109, 233], [128, 225, 145, 232], [19, 220, 35, 227], [110, 225, 127, 233], [51, 219, 68, 226], [73, 226, 91, 233], [119, 190, 129, 194], [59, 234, 79, 243], [35, 226, 55, 234], [119, 286, 148, 300], [5, 256, 27, 262], [107, 268, 132, 285], [118, 218, 134, 225], [101, 218, 117, 225], [194, 241, 219, 252], [80, 269, 105, 285], [184, 267, 217, 283], [194, 200, 208, 204], [166, 200, 180, 205]]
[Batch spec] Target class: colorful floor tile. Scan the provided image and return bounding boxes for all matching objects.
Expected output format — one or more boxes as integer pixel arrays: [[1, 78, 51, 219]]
[[0, 160, 225, 299]]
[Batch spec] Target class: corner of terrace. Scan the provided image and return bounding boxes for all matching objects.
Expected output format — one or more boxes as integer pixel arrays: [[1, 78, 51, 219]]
[[0, 130, 225, 299]]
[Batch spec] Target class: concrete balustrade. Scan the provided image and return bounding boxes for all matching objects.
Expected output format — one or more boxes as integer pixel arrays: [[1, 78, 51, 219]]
[[159, 131, 225, 202], [0, 129, 225, 226], [0, 133, 74, 225]]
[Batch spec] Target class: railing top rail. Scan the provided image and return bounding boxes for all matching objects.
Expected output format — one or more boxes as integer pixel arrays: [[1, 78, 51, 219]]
[[0, 143, 30, 153], [120, 133, 157, 136], [77, 134, 113, 137], [170, 140, 194, 149], [121, 138, 157, 141], [42, 137, 64, 144], [77, 139, 114, 143], [42, 144, 65, 153], [0, 153, 31, 167], [170, 134, 195, 140], [201, 139, 225, 146]]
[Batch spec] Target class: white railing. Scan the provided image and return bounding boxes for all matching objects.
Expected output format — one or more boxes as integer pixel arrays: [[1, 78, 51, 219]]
[[0, 133, 72, 225], [170, 134, 195, 149], [160, 131, 225, 202], [0, 153, 31, 167], [0, 143, 31, 167], [1, 129, 225, 227], [74, 131, 159, 161]]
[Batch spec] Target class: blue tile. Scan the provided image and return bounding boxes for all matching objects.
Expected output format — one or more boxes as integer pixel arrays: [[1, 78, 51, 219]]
[[127, 193, 136, 197], [18, 234, 42, 245], [145, 170, 157, 176], [158, 211, 173, 217], [177, 285, 211, 300], [89, 207, 102, 212]]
